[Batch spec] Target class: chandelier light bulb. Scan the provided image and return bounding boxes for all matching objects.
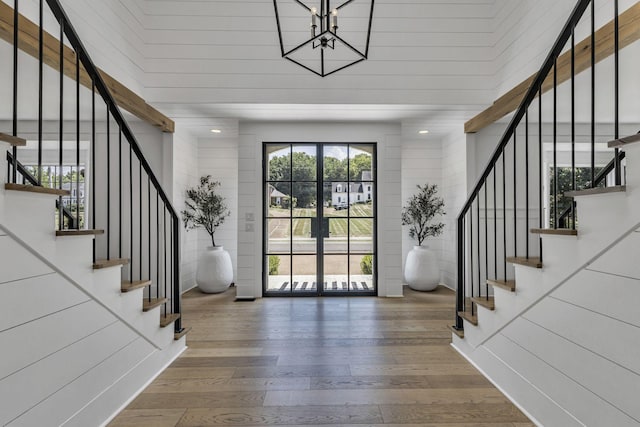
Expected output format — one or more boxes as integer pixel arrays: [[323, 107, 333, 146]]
[[331, 8, 338, 30]]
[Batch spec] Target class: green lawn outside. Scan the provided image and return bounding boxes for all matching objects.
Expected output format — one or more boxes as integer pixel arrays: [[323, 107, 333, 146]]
[[269, 217, 372, 238]]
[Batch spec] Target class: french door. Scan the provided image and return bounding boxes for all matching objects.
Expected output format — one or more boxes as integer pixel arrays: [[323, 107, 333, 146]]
[[263, 143, 377, 296]]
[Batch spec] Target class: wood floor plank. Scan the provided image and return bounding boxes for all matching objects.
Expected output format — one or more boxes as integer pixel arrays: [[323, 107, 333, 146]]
[[109, 287, 531, 426], [128, 391, 265, 409], [380, 403, 531, 424], [146, 377, 311, 393], [107, 409, 187, 427], [263, 388, 511, 406], [156, 367, 236, 380], [310, 374, 492, 390], [175, 405, 384, 426], [171, 356, 278, 368], [233, 365, 351, 379]]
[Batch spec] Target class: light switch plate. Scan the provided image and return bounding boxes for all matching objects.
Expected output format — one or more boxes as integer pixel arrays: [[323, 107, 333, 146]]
[[245, 223, 254, 232], [245, 212, 255, 222]]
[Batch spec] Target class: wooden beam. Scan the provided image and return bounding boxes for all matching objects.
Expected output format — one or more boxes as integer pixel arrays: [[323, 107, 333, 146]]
[[0, 2, 175, 133], [465, 2, 640, 134]]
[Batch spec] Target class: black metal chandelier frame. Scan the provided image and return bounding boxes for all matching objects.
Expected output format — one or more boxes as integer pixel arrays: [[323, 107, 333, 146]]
[[273, 0, 375, 77]]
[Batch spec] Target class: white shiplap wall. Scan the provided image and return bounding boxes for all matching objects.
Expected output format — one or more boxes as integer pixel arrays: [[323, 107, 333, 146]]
[[171, 125, 199, 292], [484, 228, 640, 426], [197, 136, 239, 283], [400, 135, 443, 284], [140, 0, 498, 109], [0, 231, 156, 426], [237, 121, 402, 298], [440, 129, 468, 290]]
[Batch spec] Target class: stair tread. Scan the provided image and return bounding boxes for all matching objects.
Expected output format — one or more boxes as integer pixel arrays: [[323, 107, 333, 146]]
[[121, 280, 151, 292], [530, 228, 577, 236], [608, 133, 640, 148], [5, 183, 70, 196], [471, 296, 495, 310], [93, 258, 129, 269], [160, 313, 181, 328], [0, 132, 26, 146], [487, 279, 516, 292], [507, 256, 543, 268], [174, 326, 192, 340], [458, 310, 478, 326], [143, 297, 167, 312], [449, 325, 464, 338], [56, 229, 104, 237], [564, 185, 626, 197]]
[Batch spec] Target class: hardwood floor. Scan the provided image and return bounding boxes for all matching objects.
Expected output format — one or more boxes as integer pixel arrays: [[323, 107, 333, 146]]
[[109, 286, 533, 426]]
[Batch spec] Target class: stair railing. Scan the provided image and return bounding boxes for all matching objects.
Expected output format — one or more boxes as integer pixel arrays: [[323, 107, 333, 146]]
[[454, 0, 628, 333], [3, 0, 183, 334]]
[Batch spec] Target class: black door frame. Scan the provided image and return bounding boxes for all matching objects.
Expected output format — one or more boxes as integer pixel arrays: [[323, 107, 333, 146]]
[[262, 142, 378, 297]]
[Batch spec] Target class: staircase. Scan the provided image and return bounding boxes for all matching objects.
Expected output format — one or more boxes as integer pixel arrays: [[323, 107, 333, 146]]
[[452, 1, 640, 425], [0, 1, 187, 425]]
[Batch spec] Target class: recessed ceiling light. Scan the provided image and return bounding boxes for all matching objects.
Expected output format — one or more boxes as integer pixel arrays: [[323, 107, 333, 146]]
[[418, 130, 429, 134], [211, 129, 222, 134]]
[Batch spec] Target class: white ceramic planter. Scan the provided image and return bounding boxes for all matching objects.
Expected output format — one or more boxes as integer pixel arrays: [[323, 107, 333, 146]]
[[196, 246, 233, 293], [404, 245, 440, 291]]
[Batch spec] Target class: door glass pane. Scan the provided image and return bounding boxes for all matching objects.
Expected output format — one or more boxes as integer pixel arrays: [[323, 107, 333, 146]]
[[350, 218, 373, 253], [349, 145, 374, 181], [267, 219, 290, 254], [323, 182, 347, 217], [350, 254, 374, 291], [323, 145, 348, 182], [292, 255, 317, 293], [349, 189, 373, 217], [267, 254, 290, 292], [292, 183, 317, 217], [292, 218, 316, 254], [292, 145, 317, 181], [325, 217, 348, 253], [267, 145, 291, 181], [323, 255, 348, 292], [267, 183, 291, 217]]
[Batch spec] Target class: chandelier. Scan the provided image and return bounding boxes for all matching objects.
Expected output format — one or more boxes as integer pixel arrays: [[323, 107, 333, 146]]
[[273, 0, 375, 77]]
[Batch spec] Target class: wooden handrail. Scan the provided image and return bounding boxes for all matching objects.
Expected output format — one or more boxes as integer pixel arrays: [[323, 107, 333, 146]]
[[0, 1, 175, 133], [465, 2, 640, 134]]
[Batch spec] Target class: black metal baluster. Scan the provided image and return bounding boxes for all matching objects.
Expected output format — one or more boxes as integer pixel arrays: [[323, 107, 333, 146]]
[[129, 144, 133, 284], [11, 0, 18, 184], [164, 208, 167, 310], [139, 162, 143, 285], [591, 0, 596, 187], [119, 131, 122, 258], [477, 193, 481, 299], [539, 90, 543, 262], [525, 110, 530, 257], [92, 82, 96, 261], [502, 151, 507, 279], [484, 184, 488, 297], [148, 176, 151, 284], [553, 60, 558, 229], [470, 201, 474, 316], [76, 52, 80, 229], [107, 110, 111, 258], [614, 0, 621, 186], [58, 20, 64, 230], [173, 215, 182, 332], [571, 28, 576, 228], [157, 192, 161, 315], [513, 133, 517, 257], [493, 168, 497, 278], [38, 0, 43, 184]]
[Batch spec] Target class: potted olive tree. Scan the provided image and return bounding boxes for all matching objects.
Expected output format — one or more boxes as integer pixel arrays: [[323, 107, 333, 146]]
[[182, 175, 232, 293], [401, 183, 445, 291]]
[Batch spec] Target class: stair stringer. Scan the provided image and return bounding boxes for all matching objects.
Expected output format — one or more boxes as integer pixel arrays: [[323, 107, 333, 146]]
[[453, 224, 640, 426], [0, 225, 186, 426], [0, 151, 176, 348], [458, 144, 640, 348]]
